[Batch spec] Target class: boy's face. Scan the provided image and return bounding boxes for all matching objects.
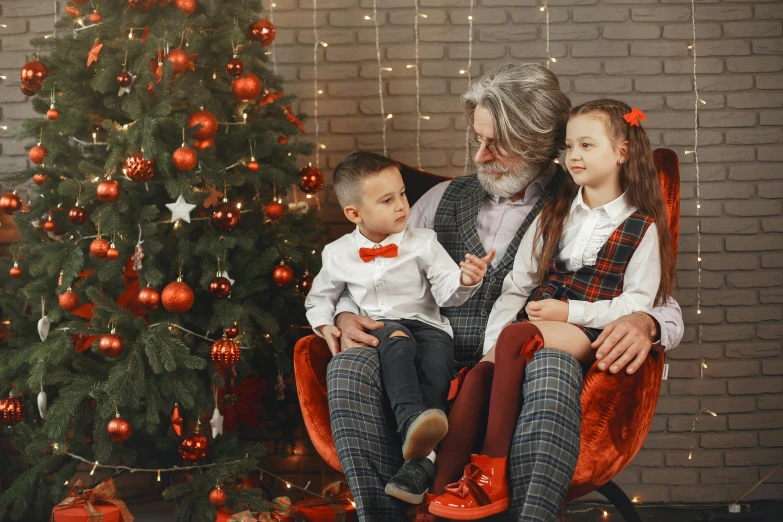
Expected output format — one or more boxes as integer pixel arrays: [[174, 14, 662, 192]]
[[346, 166, 409, 236], [565, 114, 627, 189]]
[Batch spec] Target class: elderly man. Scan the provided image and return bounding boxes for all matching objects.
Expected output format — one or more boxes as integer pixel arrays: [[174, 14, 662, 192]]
[[326, 63, 683, 521]]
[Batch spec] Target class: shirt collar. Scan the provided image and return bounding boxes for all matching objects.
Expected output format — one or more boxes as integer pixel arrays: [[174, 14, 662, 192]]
[[486, 162, 557, 205], [353, 226, 407, 249], [571, 187, 630, 220]]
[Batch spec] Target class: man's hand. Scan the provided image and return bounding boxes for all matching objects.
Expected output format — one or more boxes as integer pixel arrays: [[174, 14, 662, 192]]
[[591, 312, 657, 374], [525, 299, 569, 322], [334, 312, 384, 350], [460, 249, 496, 286], [316, 325, 342, 356]]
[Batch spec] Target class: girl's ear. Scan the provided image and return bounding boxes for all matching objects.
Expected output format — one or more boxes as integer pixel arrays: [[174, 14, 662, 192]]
[[617, 139, 629, 164]]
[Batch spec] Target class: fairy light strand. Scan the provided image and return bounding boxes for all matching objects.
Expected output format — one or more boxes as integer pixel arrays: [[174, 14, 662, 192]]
[[372, 0, 388, 155], [269, 2, 277, 75], [311, 0, 320, 168], [541, 3, 553, 68], [413, 0, 422, 169], [463, 2, 475, 174]]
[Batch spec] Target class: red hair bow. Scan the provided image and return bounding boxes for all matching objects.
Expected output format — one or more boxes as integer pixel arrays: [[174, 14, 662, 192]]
[[623, 107, 646, 127]]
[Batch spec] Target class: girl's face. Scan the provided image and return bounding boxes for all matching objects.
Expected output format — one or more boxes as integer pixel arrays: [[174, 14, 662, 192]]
[[564, 114, 628, 189]]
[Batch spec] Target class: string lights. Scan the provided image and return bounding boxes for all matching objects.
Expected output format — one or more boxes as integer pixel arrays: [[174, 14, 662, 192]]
[[540, 2, 555, 68], [463, 2, 475, 174], [269, 3, 278, 75], [412, 0, 423, 169], [311, 0, 321, 170], [371, 1, 389, 155]]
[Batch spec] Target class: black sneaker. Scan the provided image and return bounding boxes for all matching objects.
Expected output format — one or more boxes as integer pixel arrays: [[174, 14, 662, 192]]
[[384, 458, 436, 505], [401, 409, 448, 460]]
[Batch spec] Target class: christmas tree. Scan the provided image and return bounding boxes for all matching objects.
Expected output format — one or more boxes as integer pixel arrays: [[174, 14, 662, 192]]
[[0, 0, 323, 520]]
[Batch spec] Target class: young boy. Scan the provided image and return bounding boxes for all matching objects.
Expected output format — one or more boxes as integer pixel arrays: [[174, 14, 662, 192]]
[[305, 151, 494, 504]]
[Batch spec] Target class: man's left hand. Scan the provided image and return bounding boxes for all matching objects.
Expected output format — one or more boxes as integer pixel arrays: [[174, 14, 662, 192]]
[[591, 312, 657, 375]]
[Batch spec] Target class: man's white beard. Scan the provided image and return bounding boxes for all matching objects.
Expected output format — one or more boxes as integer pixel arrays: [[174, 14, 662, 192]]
[[476, 160, 539, 199]]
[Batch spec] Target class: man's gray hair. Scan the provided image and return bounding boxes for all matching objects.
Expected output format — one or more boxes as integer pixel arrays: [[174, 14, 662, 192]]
[[462, 62, 571, 165]]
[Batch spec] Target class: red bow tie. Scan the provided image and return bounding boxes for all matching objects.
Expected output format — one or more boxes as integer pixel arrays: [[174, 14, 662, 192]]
[[359, 244, 398, 262]]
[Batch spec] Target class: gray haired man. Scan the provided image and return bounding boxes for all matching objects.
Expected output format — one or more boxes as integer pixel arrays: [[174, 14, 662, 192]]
[[326, 63, 684, 521]]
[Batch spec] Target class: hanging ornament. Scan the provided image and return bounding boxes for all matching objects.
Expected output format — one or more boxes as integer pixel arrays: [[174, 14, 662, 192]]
[[0, 191, 22, 214], [273, 262, 294, 287], [210, 197, 241, 232], [275, 372, 285, 401], [209, 487, 226, 508], [162, 274, 195, 313], [97, 178, 120, 202], [38, 313, 51, 342], [210, 335, 240, 369], [132, 243, 144, 272], [33, 173, 50, 185], [0, 394, 25, 426], [9, 262, 22, 278], [231, 73, 261, 102], [265, 201, 284, 221], [277, 134, 288, 145], [29, 145, 47, 165], [166, 194, 197, 224], [298, 165, 324, 195], [59, 289, 80, 312], [138, 285, 160, 310], [224, 323, 239, 338], [173, 145, 198, 171], [188, 109, 218, 140], [171, 403, 183, 437], [87, 39, 103, 67], [259, 90, 284, 107], [194, 138, 215, 150], [209, 407, 224, 438], [166, 48, 197, 75], [90, 10, 102, 24], [247, 158, 259, 172], [68, 205, 88, 225], [247, 19, 276, 46], [43, 217, 57, 233], [65, 5, 81, 16], [21, 85, 37, 96], [209, 273, 232, 299], [220, 271, 235, 286], [124, 152, 155, 182], [90, 237, 110, 258], [106, 241, 120, 260], [285, 105, 306, 133], [174, 0, 198, 15], [20, 60, 49, 90], [117, 72, 137, 96], [37, 390, 47, 419], [99, 328, 124, 357], [226, 56, 244, 78], [107, 410, 132, 442], [288, 201, 309, 214], [298, 271, 314, 297], [47, 104, 59, 120], [179, 421, 209, 461], [128, 0, 157, 11]]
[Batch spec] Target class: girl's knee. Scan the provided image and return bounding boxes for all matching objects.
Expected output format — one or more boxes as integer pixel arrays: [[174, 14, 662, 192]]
[[465, 360, 495, 387], [496, 322, 542, 361]]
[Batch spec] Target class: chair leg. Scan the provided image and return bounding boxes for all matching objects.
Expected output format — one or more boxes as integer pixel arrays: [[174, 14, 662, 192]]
[[596, 481, 642, 522]]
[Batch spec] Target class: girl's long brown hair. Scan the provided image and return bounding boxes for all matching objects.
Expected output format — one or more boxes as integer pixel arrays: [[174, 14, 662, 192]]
[[533, 99, 675, 305]]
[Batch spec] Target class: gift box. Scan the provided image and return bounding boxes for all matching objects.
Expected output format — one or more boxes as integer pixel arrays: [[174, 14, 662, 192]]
[[293, 482, 356, 522], [51, 478, 133, 522], [53, 503, 122, 522], [217, 497, 295, 522]]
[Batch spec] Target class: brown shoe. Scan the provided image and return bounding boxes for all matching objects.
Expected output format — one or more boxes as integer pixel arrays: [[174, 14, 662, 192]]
[[402, 409, 448, 460]]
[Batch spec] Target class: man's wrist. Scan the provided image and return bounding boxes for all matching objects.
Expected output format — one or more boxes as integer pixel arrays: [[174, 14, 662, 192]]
[[640, 312, 660, 343]]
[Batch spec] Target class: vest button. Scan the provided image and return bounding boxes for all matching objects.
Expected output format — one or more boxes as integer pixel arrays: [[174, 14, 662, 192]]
[[490, 276, 497, 283], [484, 293, 491, 299], [478, 327, 485, 334], [480, 310, 488, 317]]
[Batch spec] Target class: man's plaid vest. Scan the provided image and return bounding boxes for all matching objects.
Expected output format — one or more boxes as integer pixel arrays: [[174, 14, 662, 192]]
[[432, 168, 564, 367]]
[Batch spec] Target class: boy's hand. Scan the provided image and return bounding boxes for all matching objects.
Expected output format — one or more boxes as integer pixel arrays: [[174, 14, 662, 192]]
[[525, 299, 568, 322], [460, 249, 495, 286], [316, 325, 342, 356]]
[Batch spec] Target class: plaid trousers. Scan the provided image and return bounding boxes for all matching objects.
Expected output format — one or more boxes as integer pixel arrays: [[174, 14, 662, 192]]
[[327, 347, 584, 522]]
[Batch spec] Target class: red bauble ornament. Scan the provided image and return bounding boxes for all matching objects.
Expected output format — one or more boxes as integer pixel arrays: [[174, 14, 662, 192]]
[[231, 73, 261, 102], [209, 487, 226, 508], [9, 264, 22, 279], [43, 219, 57, 233], [47, 107, 59, 120], [174, 0, 198, 15], [179, 430, 209, 460], [97, 179, 120, 202], [247, 159, 259, 172], [209, 276, 232, 299], [188, 109, 218, 139], [247, 19, 276, 46], [210, 202, 241, 232], [273, 264, 294, 287], [33, 173, 50, 185], [99, 331, 124, 357], [162, 280, 195, 313], [138, 286, 161, 309], [210, 337, 240, 369], [21, 85, 38, 96], [21, 60, 49, 88], [125, 152, 155, 182], [173, 145, 198, 171], [29, 145, 47, 165], [194, 138, 215, 150], [128, 0, 157, 11], [59, 291, 80, 312], [68, 206, 88, 225], [166, 48, 194, 75], [264, 201, 284, 221], [226, 56, 244, 78], [298, 165, 324, 195], [117, 71, 133, 88], [0, 396, 25, 426], [90, 11, 102, 24], [107, 414, 132, 442], [90, 237, 110, 258], [277, 134, 288, 144], [224, 324, 239, 338], [298, 272, 314, 296], [106, 244, 120, 259], [0, 193, 22, 215]]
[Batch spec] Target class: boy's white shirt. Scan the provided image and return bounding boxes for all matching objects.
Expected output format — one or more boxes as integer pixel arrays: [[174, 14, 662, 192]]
[[483, 188, 661, 354], [305, 226, 482, 338]]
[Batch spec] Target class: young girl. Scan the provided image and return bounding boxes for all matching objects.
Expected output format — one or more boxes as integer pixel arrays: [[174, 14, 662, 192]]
[[422, 100, 675, 520]]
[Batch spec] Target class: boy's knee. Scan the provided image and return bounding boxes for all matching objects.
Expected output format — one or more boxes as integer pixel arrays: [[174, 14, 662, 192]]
[[388, 330, 409, 339]]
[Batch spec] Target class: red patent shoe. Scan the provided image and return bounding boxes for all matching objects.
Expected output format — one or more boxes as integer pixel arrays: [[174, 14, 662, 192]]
[[428, 455, 508, 520]]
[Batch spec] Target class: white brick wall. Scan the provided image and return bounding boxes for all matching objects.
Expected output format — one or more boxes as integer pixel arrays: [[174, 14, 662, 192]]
[[1, 0, 781, 504]]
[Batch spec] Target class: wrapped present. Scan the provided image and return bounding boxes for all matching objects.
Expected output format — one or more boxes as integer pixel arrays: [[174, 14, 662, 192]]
[[51, 478, 134, 522], [293, 482, 356, 522], [218, 496, 294, 522]]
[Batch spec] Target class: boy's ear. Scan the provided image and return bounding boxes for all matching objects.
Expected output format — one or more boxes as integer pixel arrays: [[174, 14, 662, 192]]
[[343, 205, 362, 225]]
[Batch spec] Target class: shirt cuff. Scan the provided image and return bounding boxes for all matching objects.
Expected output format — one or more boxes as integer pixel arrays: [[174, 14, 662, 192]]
[[646, 309, 669, 351], [567, 300, 585, 325]]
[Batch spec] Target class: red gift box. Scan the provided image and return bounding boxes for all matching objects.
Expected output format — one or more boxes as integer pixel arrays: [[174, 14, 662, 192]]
[[52, 503, 121, 522], [293, 482, 356, 522], [51, 478, 133, 522]]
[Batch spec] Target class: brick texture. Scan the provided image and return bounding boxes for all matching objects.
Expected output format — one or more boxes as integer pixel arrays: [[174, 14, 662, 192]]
[[1, 0, 781, 506]]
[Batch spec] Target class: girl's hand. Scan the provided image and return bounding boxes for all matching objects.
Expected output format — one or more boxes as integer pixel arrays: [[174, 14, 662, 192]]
[[525, 299, 569, 322], [460, 249, 496, 286]]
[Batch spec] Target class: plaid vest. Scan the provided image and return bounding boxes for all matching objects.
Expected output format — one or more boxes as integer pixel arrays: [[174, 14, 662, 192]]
[[523, 210, 655, 311], [433, 169, 563, 366]]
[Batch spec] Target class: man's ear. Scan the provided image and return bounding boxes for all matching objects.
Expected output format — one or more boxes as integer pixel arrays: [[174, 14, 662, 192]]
[[343, 205, 362, 225]]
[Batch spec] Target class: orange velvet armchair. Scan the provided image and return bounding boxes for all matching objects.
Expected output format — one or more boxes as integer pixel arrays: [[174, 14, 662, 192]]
[[294, 149, 680, 521]]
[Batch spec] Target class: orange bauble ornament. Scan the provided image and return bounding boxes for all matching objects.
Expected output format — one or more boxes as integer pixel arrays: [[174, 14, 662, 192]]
[[90, 237, 110, 258], [21, 60, 49, 88], [106, 243, 120, 259], [166, 48, 194, 75], [90, 11, 102, 24], [210, 201, 241, 232], [247, 159, 259, 172], [273, 263, 294, 287], [0, 192, 22, 215], [47, 106, 59, 120], [231, 73, 261, 102], [107, 413, 132, 442], [97, 179, 120, 202], [277, 134, 288, 144], [125, 152, 155, 182], [43, 219, 57, 233], [9, 263, 22, 279], [298, 272, 314, 297], [174, 0, 198, 15], [0, 396, 25, 426], [179, 424, 209, 460], [188, 109, 218, 139], [247, 19, 276, 46], [59, 290, 80, 312], [99, 330, 124, 357], [29, 145, 47, 165], [162, 279, 195, 313], [209, 275, 232, 299], [138, 286, 161, 310], [33, 173, 50, 185], [210, 336, 240, 369], [173, 145, 198, 171], [264, 201, 284, 221], [298, 165, 324, 195], [209, 487, 226, 508]]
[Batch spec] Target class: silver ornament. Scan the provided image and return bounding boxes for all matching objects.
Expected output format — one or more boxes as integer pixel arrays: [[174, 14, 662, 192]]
[[37, 390, 47, 418], [209, 407, 224, 438], [38, 315, 51, 341]]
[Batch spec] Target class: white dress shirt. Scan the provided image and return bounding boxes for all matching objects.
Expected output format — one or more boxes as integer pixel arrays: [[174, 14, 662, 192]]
[[305, 226, 481, 337], [483, 188, 661, 354]]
